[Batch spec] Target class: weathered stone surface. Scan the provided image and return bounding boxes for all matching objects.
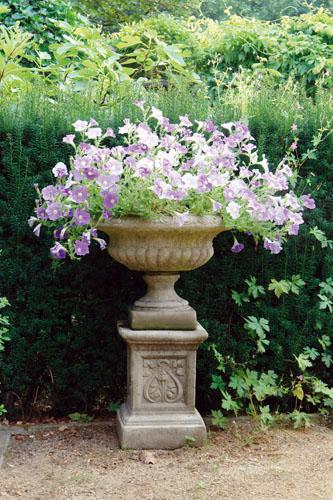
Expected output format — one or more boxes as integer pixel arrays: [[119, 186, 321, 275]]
[[116, 321, 208, 449], [99, 216, 227, 330]]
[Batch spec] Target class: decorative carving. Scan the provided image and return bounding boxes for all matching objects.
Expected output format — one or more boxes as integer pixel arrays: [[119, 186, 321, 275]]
[[143, 358, 185, 403]]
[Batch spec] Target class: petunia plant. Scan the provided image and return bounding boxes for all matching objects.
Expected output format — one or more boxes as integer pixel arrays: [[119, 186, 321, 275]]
[[29, 101, 316, 259]]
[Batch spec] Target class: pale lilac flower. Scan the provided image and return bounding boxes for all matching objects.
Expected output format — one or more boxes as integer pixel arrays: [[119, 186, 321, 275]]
[[103, 192, 119, 209], [105, 158, 123, 175], [71, 186, 88, 203], [179, 115, 192, 127], [291, 141, 298, 151], [94, 237, 107, 250], [52, 162, 68, 178], [204, 120, 216, 133], [301, 194, 316, 209], [151, 107, 164, 122], [291, 123, 298, 132], [105, 128, 115, 138], [42, 185, 58, 201], [74, 208, 90, 226], [63, 134, 75, 146], [212, 200, 222, 212], [175, 212, 189, 226], [263, 238, 283, 254], [28, 216, 37, 227], [89, 119, 99, 126], [231, 240, 244, 253], [226, 201, 241, 220], [51, 242, 67, 259], [119, 119, 133, 134], [74, 238, 90, 256], [134, 99, 145, 111], [86, 127, 102, 139], [46, 202, 63, 221], [288, 224, 299, 235], [97, 175, 116, 189], [73, 120, 88, 132], [33, 223, 42, 237]]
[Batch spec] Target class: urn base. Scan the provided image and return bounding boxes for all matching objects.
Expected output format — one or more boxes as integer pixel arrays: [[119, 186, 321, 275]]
[[128, 305, 197, 330], [117, 321, 208, 449]]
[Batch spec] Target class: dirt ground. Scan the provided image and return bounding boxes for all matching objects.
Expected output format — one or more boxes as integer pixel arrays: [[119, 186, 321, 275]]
[[1, 420, 333, 500]]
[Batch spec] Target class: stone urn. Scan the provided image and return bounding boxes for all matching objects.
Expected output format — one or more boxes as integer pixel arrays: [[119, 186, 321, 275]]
[[99, 216, 227, 449]]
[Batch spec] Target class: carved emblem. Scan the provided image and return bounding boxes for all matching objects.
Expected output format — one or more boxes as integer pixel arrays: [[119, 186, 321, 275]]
[[143, 358, 185, 403]]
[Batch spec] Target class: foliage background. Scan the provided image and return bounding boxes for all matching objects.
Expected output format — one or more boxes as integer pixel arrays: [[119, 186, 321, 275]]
[[0, 80, 332, 418], [0, 0, 332, 418]]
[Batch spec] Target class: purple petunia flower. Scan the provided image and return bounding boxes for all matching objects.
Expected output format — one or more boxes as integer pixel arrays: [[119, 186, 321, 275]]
[[63, 134, 76, 146], [71, 186, 88, 203], [35, 206, 48, 220], [74, 238, 90, 256], [73, 120, 88, 132], [231, 240, 245, 253], [46, 202, 63, 221], [42, 185, 58, 201], [301, 194, 316, 210], [52, 162, 68, 178], [263, 238, 283, 254], [73, 208, 90, 226], [50, 242, 67, 259], [97, 175, 116, 189], [86, 127, 102, 139], [103, 192, 119, 209], [83, 166, 99, 180]]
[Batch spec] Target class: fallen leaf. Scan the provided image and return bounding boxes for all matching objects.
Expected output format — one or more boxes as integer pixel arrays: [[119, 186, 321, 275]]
[[139, 451, 156, 465]]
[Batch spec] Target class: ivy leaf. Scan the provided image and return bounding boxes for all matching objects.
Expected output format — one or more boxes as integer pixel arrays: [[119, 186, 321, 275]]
[[211, 410, 228, 429], [318, 294, 333, 312], [245, 276, 265, 299], [211, 374, 225, 391], [318, 335, 331, 350], [268, 279, 291, 298], [244, 316, 270, 336], [321, 352, 332, 368], [231, 290, 249, 307], [303, 347, 319, 361], [294, 353, 313, 371], [221, 392, 241, 414], [292, 383, 304, 401], [289, 275, 305, 295]]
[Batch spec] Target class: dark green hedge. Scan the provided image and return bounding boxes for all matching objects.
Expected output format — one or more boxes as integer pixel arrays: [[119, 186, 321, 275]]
[[0, 83, 332, 418]]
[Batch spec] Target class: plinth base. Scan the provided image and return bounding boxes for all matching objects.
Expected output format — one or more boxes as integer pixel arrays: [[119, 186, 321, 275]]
[[117, 403, 206, 449], [117, 321, 208, 450]]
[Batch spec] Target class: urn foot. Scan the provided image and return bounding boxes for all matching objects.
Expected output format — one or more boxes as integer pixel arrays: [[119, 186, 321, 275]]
[[129, 272, 197, 330]]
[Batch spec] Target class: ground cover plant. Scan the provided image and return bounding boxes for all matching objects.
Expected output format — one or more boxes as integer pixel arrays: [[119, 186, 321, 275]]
[[0, 1, 332, 423]]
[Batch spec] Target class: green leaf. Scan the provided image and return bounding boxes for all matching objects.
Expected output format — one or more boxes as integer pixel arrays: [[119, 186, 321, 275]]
[[294, 353, 313, 371], [211, 374, 225, 391], [268, 279, 291, 298], [162, 44, 185, 66], [292, 383, 304, 401], [211, 410, 228, 429]]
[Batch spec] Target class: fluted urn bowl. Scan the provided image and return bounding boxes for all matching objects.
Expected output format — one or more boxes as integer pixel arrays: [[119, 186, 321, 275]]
[[99, 216, 227, 330]]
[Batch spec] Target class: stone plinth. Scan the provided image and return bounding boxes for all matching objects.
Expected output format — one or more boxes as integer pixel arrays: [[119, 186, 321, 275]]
[[116, 321, 208, 449]]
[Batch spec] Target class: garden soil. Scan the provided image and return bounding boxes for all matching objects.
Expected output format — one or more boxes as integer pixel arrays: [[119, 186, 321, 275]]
[[0, 420, 332, 500]]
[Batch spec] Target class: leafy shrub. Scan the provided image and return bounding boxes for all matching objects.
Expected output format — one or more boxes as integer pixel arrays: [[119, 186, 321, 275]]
[[76, 0, 201, 30], [1, 0, 83, 51]]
